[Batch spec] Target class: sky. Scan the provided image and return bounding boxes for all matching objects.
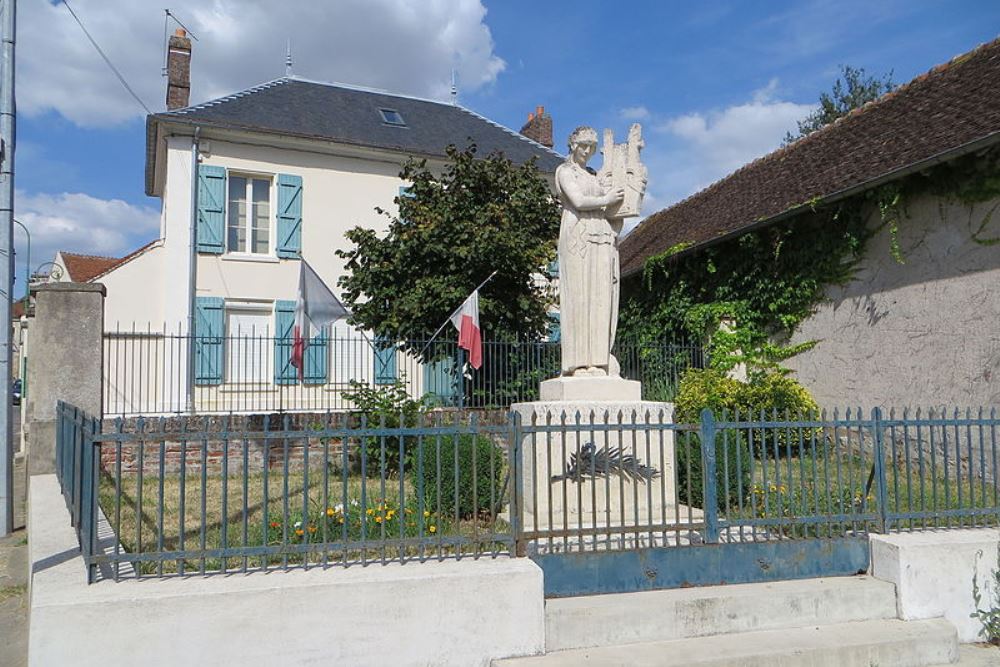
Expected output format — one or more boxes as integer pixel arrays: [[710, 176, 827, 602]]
[[12, 0, 1000, 296]]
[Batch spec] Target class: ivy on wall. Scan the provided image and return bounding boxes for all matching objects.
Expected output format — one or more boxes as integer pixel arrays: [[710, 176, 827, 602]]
[[619, 146, 1000, 372]]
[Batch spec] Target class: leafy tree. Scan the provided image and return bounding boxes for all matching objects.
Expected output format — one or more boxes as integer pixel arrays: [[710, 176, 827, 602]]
[[784, 65, 895, 145], [337, 144, 559, 356]]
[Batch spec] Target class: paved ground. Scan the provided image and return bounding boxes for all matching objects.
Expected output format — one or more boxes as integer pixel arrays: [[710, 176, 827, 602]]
[[1, 408, 28, 667], [951, 643, 1000, 665]]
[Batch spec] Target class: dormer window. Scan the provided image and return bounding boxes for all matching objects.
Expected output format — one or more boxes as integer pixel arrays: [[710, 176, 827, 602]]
[[379, 108, 406, 127]]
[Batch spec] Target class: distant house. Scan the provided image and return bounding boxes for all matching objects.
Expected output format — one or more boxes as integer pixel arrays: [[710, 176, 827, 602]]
[[619, 38, 1000, 408], [56, 31, 561, 414]]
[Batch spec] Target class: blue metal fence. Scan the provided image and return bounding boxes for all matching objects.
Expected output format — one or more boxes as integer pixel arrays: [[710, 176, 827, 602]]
[[54, 401, 1000, 587]]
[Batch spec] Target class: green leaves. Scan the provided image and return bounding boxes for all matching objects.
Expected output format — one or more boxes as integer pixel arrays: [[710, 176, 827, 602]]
[[337, 144, 559, 353]]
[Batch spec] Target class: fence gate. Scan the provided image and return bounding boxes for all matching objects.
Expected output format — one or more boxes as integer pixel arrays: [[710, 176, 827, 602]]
[[510, 408, 900, 598]]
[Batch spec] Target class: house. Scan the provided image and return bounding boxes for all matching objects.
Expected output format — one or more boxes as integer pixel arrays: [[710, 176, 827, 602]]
[[67, 30, 561, 414], [619, 37, 1000, 408]]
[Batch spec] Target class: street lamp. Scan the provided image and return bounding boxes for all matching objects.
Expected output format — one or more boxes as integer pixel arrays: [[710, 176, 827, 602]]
[[12, 218, 27, 300]]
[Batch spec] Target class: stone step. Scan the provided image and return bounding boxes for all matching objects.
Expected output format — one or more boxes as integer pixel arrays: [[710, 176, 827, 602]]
[[494, 618, 959, 667], [545, 575, 897, 652]]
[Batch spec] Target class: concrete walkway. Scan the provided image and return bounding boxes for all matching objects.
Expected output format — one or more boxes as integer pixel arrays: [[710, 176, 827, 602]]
[[0, 452, 28, 667]]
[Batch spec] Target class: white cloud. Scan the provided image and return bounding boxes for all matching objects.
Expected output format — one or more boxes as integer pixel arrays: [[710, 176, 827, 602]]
[[20, 0, 505, 127], [649, 82, 814, 206], [15, 191, 159, 272], [620, 105, 650, 120]]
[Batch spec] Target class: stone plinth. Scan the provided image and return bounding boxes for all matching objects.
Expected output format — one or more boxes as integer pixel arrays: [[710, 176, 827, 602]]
[[539, 376, 641, 402], [511, 400, 677, 534]]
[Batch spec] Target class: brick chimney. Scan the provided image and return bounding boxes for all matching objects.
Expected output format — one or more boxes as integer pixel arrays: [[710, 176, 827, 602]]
[[520, 105, 553, 148], [165, 28, 192, 110]]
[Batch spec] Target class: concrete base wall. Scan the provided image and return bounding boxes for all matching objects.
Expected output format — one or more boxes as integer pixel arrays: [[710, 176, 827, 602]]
[[28, 474, 545, 666], [870, 528, 1000, 643]]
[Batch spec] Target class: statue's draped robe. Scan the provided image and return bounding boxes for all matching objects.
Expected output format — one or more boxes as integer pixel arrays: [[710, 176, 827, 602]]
[[555, 162, 620, 375]]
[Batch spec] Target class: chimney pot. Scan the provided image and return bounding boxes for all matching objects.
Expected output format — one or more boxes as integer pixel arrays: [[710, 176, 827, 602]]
[[166, 29, 193, 110], [519, 104, 553, 149]]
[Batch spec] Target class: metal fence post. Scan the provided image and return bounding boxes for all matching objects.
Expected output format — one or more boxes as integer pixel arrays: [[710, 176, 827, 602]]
[[869, 407, 889, 533], [80, 417, 99, 583], [510, 410, 525, 557], [700, 408, 720, 544]]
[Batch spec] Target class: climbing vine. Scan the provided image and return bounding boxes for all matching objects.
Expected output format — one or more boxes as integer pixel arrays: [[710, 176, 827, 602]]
[[619, 146, 1000, 371]]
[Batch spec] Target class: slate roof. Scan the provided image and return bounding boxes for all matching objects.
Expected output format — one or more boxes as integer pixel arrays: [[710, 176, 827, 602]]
[[60, 252, 123, 282], [146, 77, 562, 194], [619, 37, 1000, 278]]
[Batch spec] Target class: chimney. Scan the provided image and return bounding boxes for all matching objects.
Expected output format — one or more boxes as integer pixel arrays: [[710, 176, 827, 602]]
[[520, 105, 553, 148], [166, 28, 192, 110]]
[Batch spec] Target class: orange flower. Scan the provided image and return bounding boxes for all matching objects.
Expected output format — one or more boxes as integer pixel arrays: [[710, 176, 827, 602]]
[[308, 525, 318, 534], [294, 528, 304, 537], [269, 521, 280, 529]]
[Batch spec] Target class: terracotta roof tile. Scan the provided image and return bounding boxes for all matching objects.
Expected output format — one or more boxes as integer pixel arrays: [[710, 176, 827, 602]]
[[60, 252, 124, 282], [620, 37, 1000, 277]]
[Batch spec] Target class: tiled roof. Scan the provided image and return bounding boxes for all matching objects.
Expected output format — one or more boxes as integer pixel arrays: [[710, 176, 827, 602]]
[[60, 252, 123, 282], [146, 77, 563, 195], [620, 37, 1000, 277]]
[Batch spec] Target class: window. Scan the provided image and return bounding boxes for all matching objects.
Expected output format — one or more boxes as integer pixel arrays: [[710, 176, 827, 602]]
[[378, 108, 406, 126], [227, 176, 271, 254], [225, 308, 272, 383]]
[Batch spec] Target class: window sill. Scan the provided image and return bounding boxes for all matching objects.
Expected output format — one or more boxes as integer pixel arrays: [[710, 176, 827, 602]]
[[220, 254, 281, 264], [221, 384, 280, 394]]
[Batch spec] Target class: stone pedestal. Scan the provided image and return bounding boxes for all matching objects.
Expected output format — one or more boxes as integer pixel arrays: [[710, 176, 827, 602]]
[[511, 398, 678, 536], [539, 376, 641, 402]]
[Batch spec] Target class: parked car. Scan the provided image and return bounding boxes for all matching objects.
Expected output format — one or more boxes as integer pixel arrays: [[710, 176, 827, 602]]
[[12, 378, 20, 405]]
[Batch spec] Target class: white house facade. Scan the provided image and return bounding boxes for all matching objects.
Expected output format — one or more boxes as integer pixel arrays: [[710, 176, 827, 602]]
[[73, 73, 560, 415]]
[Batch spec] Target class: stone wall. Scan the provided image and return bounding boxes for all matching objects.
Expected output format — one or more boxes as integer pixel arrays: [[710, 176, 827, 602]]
[[786, 191, 1000, 409]]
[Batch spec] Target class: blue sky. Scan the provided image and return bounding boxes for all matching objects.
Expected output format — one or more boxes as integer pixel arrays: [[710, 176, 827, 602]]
[[13, 0, 1000, 295]]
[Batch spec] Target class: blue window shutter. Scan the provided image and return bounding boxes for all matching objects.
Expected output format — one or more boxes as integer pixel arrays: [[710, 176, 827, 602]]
[[274, 300, 298, 385], [276, 174, 303, 258], [304, 327, 328, 385], [194, 297, 224, 385], [197, 165, 225, 254], [374, 336, 397, 385], [547, 258, 559, 278], [548, 312, 561, 342], [423, 357, 458, 404]]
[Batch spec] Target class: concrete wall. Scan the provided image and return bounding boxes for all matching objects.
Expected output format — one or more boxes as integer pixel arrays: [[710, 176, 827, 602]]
[[871, 529, 1000, 643], [25, 283, 104, 474], [786, 192, 1000, 408], [28, 474, 545, 667]]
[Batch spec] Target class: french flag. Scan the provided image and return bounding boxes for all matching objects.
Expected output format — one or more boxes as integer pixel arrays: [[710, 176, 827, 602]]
[[449, 289, 482, 370], [290, 261, 349, 380]]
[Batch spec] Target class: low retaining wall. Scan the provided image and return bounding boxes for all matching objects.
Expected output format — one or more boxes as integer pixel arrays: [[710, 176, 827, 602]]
[[28, 474, 545, 666], [871, 528, 1000, 643]]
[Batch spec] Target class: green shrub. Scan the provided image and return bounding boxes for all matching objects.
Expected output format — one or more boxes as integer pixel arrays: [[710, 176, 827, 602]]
[[409, 433, 506, 519], [343, 379, 429, 474], [674, 369, 752, 511], [738, 371, 821, 457]]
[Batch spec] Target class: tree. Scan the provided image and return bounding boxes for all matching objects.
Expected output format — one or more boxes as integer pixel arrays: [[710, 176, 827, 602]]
[[783, 65, 895, 145], [337, 144, 560, 355]]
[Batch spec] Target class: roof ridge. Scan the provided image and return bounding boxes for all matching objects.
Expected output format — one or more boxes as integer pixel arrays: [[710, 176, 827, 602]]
[[454, 104, 565, 159], [59, 250, 121, 261], [161, 78, 291, 116]]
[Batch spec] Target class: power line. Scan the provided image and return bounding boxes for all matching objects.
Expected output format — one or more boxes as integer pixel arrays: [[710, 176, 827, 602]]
[[61, 0, 153, 115]]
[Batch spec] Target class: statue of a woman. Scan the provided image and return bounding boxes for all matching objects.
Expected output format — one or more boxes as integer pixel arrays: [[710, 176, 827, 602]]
[[555, 126, 626, 377]]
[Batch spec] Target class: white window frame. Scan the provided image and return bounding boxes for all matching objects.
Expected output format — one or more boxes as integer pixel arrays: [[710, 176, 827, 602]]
[[225, 171, 275, 258], [224, 302, 274, 385]]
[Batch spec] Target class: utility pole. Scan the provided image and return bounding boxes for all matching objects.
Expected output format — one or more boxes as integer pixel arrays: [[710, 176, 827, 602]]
[[0, 0, 16, 537]]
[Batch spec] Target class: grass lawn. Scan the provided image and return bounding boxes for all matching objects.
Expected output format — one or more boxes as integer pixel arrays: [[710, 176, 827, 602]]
[[98, 466, 511, 575]]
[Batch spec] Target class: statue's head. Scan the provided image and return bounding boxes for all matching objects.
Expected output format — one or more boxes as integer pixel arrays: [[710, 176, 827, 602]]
[[567, 126, 598, 162]]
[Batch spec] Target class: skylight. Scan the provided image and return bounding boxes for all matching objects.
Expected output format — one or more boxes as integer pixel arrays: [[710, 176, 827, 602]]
[[379, 108, 406, 127]]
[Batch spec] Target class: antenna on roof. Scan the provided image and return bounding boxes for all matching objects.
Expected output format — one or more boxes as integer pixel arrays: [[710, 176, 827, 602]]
[[450, 69, 458, 105], [285, 39, 293, 77], [162, 9, 199, 77]]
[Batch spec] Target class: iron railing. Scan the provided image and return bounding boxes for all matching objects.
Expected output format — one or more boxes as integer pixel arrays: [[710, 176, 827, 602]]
[[55, 402, 1000, 583], [103, 328, 705, 416]]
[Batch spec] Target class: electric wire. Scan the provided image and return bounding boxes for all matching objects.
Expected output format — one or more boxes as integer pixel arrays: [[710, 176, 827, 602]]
[[61, 0, 153, 115]]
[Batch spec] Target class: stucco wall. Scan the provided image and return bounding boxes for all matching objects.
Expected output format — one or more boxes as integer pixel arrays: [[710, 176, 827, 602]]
[[786, 192, 1000, 408]]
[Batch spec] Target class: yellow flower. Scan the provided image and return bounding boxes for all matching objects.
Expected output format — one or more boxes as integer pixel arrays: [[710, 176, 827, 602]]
[[366, 508, 374, 516], [337, 517, 345, 524], [326, 508, 335, 517], [423, 510, 431, 518], [375, 516, 383, 524], [405, 508, 413, 515], [387, 510, 395, 519], [429, 525, 437, 533], [779, 485, 787, 493]]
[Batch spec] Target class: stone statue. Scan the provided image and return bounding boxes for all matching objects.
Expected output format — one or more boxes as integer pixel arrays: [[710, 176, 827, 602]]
[[554, 125, 647, 378]]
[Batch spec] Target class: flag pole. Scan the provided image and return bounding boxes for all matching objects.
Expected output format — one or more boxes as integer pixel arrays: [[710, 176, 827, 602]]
[[418, 270, 497, 359]]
